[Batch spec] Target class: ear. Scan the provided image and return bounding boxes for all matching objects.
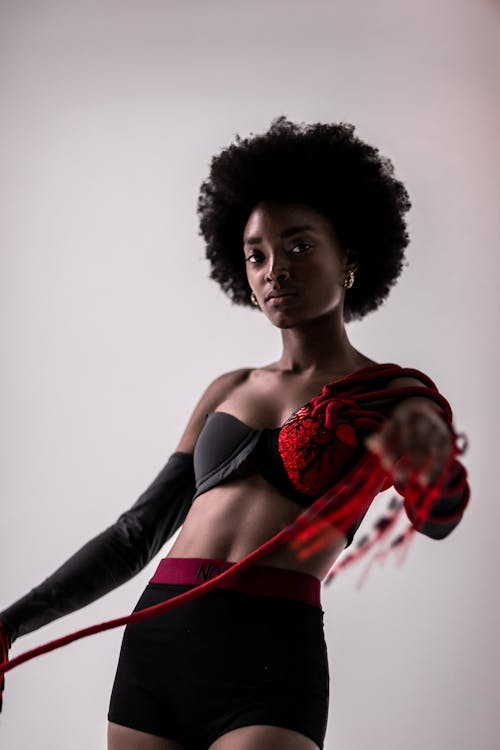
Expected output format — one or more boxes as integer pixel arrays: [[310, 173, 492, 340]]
[[344, 250, 360, 274]]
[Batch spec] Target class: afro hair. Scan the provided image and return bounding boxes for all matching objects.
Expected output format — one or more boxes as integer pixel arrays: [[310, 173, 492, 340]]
[[197, 116, 411, 322]]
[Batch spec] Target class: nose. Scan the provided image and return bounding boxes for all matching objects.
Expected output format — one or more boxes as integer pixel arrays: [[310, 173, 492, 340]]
[[264, 254, 290, 283]]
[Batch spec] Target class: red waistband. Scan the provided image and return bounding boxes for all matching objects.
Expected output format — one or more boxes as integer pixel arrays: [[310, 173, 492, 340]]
[[150, 557, 321, 608]]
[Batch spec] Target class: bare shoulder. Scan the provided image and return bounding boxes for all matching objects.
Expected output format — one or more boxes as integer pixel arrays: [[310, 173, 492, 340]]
[[175, 368, 252, 454]]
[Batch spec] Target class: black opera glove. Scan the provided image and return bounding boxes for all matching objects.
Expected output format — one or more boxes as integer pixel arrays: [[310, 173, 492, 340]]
[[365, 393, 470, 541], [395, 458, 470, 540], [0, 620, 9, 711], [0, 451, 195, 643]]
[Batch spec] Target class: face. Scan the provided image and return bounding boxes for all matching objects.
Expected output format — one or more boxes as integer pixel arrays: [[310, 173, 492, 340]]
[[243, 201, 353, 327]]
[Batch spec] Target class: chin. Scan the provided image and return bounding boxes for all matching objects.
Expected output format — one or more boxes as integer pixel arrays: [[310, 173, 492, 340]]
[[267, 309, 311, 329], [269, 304, 339, 329]]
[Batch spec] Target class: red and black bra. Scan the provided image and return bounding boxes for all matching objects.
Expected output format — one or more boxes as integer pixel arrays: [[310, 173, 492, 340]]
[[192, 363, 457, 547]]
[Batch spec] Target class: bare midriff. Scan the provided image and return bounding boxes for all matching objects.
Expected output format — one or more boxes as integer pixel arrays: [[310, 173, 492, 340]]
[[166, 463, 347, 582]]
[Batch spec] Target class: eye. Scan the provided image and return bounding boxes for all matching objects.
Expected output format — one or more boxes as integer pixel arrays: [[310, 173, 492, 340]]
[[290, 242, 313, 254], [245, 251, 264, 264]]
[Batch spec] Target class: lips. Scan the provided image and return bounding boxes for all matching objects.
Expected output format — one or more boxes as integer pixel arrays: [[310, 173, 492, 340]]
[[266, 292, 299, 307], [265, 290, 298, 301]]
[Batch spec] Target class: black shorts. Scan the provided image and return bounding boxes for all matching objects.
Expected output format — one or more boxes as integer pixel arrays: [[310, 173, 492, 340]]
[[108, 558, 330, 750]]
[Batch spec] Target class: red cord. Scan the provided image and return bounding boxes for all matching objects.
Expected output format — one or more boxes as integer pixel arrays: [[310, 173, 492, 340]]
[[0, 379, 470, 682], [0, 453, 386, 678]]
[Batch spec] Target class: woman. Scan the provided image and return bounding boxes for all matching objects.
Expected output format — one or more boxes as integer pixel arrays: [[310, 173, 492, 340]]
[[0, 117, 469, 750]]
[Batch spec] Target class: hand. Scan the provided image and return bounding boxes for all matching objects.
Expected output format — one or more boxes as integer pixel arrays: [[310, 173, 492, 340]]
[[0, 619, 11, 712], [364, 398, 454, 488]]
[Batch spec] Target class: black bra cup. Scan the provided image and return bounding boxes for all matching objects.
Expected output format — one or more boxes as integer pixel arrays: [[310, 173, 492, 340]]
[[193, 412, 262, 499], [192, 411, 363, 546]]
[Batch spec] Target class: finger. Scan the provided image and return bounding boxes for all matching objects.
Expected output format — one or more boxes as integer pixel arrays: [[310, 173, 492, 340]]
[[373, 416, 452, 484]]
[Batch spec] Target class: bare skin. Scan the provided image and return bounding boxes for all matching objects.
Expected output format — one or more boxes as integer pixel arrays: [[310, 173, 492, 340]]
[[109, 201, 449, 749], [169, 201, 375, 579]]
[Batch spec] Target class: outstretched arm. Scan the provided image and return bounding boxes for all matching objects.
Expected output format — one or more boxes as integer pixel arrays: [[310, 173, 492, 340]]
[[0, 451, 196, 643], [0, 367, 250, 645], [365, 380, 470, 539]]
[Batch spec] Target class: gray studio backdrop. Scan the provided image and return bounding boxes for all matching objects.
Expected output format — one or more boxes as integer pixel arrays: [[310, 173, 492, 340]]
[[1, 1, 499, 749]]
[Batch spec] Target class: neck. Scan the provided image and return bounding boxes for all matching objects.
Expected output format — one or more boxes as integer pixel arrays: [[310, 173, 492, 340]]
[[276, 310, 365, 375]]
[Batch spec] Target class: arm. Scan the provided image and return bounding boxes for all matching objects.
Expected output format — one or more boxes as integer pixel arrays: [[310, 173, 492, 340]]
[[0, 368, 250, 644], [0, 451, 195, 643], [365, 376, 470, 540], [396, 458, 469, 539]]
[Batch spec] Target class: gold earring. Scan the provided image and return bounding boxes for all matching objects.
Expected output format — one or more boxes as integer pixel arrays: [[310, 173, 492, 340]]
[[250, 291, 260, 307], [343, 270, 355, 290]]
